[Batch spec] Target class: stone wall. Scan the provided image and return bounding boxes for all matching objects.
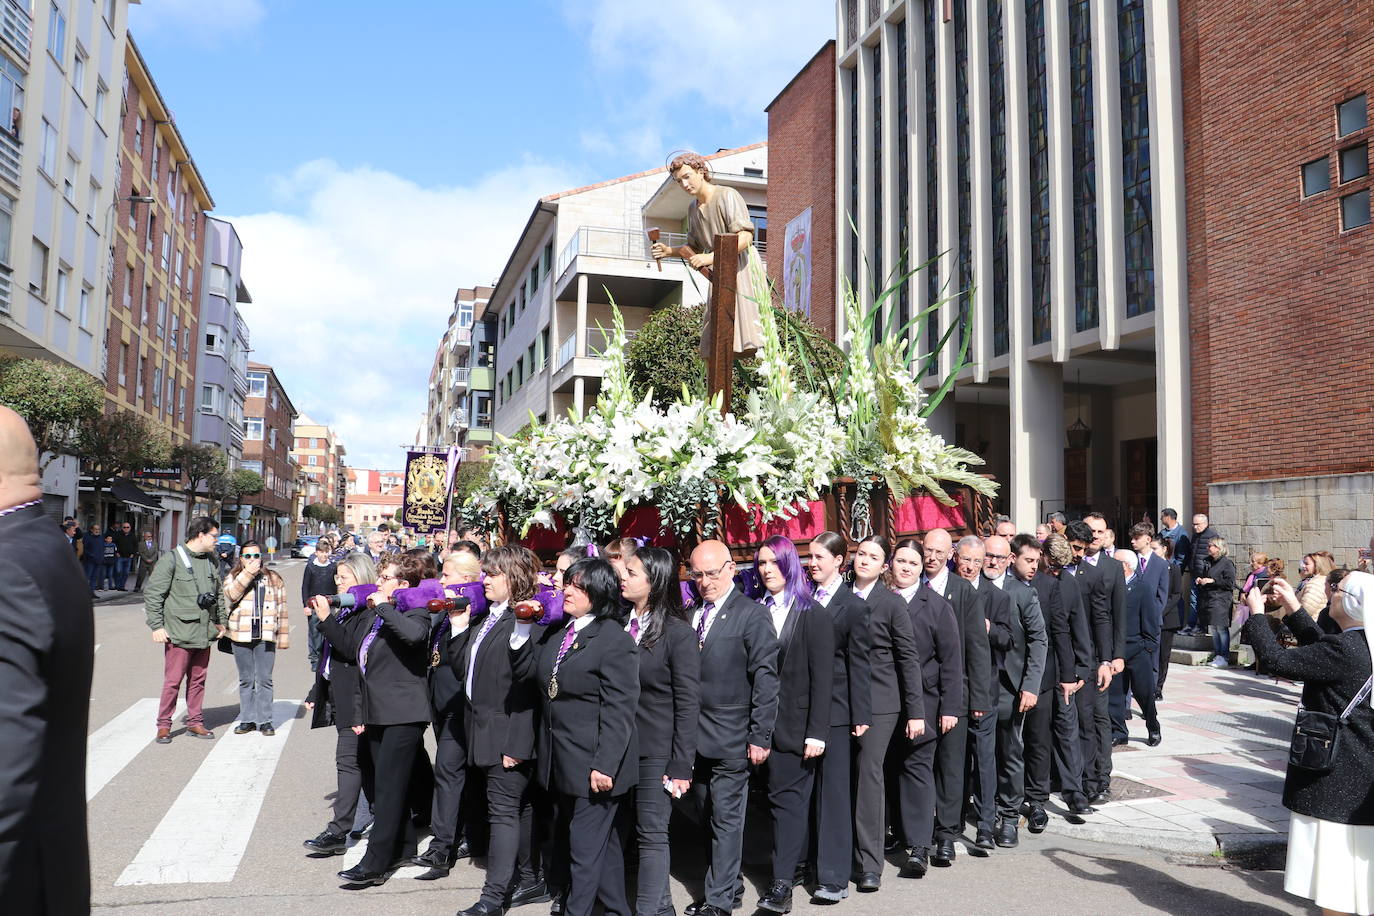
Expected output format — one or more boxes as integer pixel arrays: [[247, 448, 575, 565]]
[[1207, 472, 1374, 572]]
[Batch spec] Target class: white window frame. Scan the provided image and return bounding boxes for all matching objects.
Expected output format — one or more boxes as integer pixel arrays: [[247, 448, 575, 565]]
[[47, 3, 66, 61], [244, 417, 264, 440], [54, 267, 69, 313], [247, 372, 267, 398], [78, 285, 90, 327], [39, 119, 57, 178]]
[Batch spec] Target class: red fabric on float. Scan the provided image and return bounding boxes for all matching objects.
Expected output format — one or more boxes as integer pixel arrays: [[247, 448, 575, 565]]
[[721, 499, 829, 546], [892, 493, 966, 534]]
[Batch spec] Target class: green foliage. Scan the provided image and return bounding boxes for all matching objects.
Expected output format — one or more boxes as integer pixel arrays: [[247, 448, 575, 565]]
[[172, 443, 227, 506], [451, 460, 491, 505], [77, 409, 171, 486], [230, 469, 265, 497], [0, 357, 103, 470], [622, 302, 844, 414], [303, 502, 341, 524]]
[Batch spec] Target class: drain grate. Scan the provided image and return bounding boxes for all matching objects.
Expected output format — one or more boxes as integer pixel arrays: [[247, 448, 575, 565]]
[[1108, 776, 1170, 801]]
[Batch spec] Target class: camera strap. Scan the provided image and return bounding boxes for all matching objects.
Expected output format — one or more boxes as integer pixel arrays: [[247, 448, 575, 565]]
[[175, 545, 211, 596]]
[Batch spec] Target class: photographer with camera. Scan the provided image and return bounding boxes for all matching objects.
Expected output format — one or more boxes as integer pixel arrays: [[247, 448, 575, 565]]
[[224, 542, 290, 736], [144, 517, 228, 745]]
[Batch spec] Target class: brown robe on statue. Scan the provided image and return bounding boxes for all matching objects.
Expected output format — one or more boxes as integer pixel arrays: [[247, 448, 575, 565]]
[[688, 185, 766, 359]]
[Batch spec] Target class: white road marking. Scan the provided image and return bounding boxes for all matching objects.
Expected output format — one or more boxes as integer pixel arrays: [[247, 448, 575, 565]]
[[87, 698, 186, 802], [115, 699, 301, 886]]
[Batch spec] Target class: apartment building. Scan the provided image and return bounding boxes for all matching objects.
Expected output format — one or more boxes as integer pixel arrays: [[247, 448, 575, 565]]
[[425, 285, 495, 458], [0, 0, 135, 515], [242, 361, 298, 543], [194, 216, 250, 476], [490, 144, 768, 437], [344, 466, 403, 532], [291, 412, 347, 517]]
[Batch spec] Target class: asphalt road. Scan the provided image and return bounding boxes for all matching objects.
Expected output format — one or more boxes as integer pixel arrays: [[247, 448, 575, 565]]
[[87, 559, 1310, 915]]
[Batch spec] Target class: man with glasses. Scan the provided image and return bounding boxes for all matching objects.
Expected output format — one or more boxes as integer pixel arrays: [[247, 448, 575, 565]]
[[981, 534, 1047, 847], [683, 540, 778, 916]]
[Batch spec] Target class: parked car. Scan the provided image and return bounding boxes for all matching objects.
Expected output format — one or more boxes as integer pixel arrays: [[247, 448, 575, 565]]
[[291, 535, 320, 558]]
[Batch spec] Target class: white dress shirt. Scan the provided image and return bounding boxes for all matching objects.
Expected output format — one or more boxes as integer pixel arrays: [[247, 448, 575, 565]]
[[853, 580, 876, 601], [692, 583, 736, 641], [923, 566, 950, 596], [987, 570, 1008, 590], [813, 575, 843, 608], [511, 608, 594, 649], [467, 602, 506, 698]]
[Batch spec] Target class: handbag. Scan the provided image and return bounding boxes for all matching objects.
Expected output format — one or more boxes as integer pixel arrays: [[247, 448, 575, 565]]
[[1288, 675, 1374, 773], [217, 635, 235, 655]]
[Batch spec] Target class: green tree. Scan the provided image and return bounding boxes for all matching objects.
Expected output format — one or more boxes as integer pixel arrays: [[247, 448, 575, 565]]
[[303, 501, 341, 525], [0, 357, 104, 472], [172, 442, 227, 514], [76, 409, 171, 523]]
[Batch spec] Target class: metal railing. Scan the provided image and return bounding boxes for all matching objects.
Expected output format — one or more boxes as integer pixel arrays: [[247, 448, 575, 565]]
[[0, 265, 12, 315], [0, 129, 19, 189], [449, 366, 470, 388], [449, 326, 471, 349], [556, 327, 639, 371], [1, 0, 30, 61], [556, 333, 576, 370], [556, 226, 690, 277]]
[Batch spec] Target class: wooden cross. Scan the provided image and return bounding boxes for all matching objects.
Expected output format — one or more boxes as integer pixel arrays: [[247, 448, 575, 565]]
[[705, 232, 738, 415]]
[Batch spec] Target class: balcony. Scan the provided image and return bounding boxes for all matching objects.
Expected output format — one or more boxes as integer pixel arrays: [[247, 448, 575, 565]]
[[0, 265, 9, 315], [556, 226, 689, 278], [557, 327, 638, 371], [0, 128, 18, 189], [449, 366, 471, 388], [448, 408, 469, 430], [449, 327, 471, 350], [1, 0, 30, 62]]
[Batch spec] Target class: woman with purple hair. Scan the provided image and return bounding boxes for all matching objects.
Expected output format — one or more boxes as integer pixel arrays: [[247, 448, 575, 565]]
[[753, 536, 834, 914]]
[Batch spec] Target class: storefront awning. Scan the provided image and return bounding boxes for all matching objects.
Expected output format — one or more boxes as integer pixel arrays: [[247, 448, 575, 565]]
[[111, 478, 164, 512]]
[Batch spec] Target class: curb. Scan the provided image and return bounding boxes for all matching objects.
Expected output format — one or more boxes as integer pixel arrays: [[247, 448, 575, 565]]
[[1046, 819, 1287, 866]]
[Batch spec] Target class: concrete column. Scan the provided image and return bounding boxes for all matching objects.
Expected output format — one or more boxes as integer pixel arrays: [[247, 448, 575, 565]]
[[1011, 362, 1065, 526], [925, 397, 956, 446], [573, 376, 585, 417], [575, 274, 588, 358]]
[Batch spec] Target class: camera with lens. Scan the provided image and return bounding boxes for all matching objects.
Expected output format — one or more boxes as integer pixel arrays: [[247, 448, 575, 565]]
[[196, 592, 219, 611]]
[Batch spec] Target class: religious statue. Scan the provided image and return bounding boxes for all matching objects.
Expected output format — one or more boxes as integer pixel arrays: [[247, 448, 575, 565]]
[[650, 151, 766, 359]]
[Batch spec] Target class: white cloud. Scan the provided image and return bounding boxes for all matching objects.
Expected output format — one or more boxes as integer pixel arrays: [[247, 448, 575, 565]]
[[225, 158, 580, 470], [563, 0, 834, 152], [129, 0, 266, 45]]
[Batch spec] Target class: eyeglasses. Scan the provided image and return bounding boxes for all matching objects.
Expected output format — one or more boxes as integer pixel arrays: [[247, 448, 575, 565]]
[[687, 561, 734, 581], [378, 574, 399, 582], [985, 553, 1009, 561]]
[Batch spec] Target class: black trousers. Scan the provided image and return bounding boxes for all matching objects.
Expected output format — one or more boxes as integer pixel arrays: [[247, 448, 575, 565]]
[[1109, 645, 1160, 740], [932, 715, 969, 842], [358, 722, 426, 872], [891, 734, 938, 850], [765, 749, 816, 883], [429, 711, 469, 857], [690, 755, 749, 910], [813, 723, 852, 886], [634, 757, 674, 916], [478, 761, 535, 907], [966, 710, 998, 834], [1023, 686, 1084, 807], [852, 711, 898, 875], [1088, 682, 1113, 794], [327, 725, 373, 837], [1073, 683, 1110, 797], [994, 686, 1027, 822], [1156, 629, 1177, 691], [552, 791, 630, 916]]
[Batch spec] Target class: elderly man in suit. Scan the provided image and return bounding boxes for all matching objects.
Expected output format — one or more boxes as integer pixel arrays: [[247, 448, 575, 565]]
[[982, 535, 1047, 848], [683, 540, 779, 916], [1108, 548, 1163, 747], [0, 407, 95, 915], [921, 528, 991, 868]]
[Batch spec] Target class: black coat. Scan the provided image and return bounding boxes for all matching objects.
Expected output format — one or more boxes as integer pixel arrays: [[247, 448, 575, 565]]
[[1071, 558, 1120, 664], [901, 585, 963, 743], [1199, 557, 1237, 628], [428, 614, 465, 721], [1186, 527, 1218, 576], [353, 602, 432, 725], [1161, 563, 1184, 631], [931, 574, 993, 715], [1054, 571, 1097, 682], [635, 615, 701, 780], [822, 583, 874, 729], [694, 588, 780, 758], [514, 617, 640, 796], [994, 575, 1048, 697], [312, 608, 370, 728], [1026, 571, 1075, 690], [0, 505, 94, 916], [301, 559, 337, 606], [449, 609, 539, 767], [769, 599, 834, 754], [1244, 611, 1374, 825], [860, 580, 923, 721]]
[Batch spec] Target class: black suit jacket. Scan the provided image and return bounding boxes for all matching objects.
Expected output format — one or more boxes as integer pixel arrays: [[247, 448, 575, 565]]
[[312, 608, 370, 728], [449, 610, 539, 767], [1069, 560, 1116, 666], [1161, 563, 1183, 631], [1026, 571, 1074, 690], [428, 614, 465, 721], [930, 574, 993, 715], [861, 580, 924, 721], [901, 585, 963, 743], [770, 599, 834, 754], [1136, 553, 1168, 626], [1056, 572, 1097, 681], [822, 583, 873, 729], [694, 588, 780, 758], [0, 505, 94, 916], [635, 615, 701, 780], [514, 617, 640, 796], [353, 602, 432, 726], [1122, 573, 1161, 649], [994, 575, 1048, 696]]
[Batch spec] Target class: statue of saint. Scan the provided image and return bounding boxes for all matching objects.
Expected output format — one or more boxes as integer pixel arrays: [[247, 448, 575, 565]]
[[651, 152, 765, 359]]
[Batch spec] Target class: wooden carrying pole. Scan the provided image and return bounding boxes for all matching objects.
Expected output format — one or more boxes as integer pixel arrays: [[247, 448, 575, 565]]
[[705, 232, 738, 415]]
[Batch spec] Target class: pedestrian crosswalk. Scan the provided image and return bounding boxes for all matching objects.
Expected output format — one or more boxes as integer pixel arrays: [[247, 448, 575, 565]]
[[86, 697, 185, 801]]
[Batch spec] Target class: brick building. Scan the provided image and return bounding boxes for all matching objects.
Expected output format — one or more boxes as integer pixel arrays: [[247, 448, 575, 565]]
[[765, 42, 839, 338], [1180, 0, 1374, 559], [242, 362, 298, 544], [291, 413, 347, 524], [344, 467, 404, 532]]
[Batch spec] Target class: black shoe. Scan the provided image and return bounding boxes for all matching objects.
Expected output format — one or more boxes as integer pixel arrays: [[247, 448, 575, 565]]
[[1111, 737, 1128, 747], [971, 830, 995, 855], [548, 894, 565, 916], [1068, 800, 1096, 816], [757, 879, 792, 914], [459, 902, 507, 916], [1147, 729, 1162, 747], [453, 839, 472, 860], [901, 847, 928, 878], [811, 884, 847, 904], [303, 829, 348, 855], [995, 819, 1019, 847], [349, 820, 373, 840], [411, 847, 451, 870], [688, 907, 730, 916], [416, 866, 451, 880], [509, 879, 552, 908], [1026, 805, 1049, 833], [338, 865, 390, 886], [931, 839, 955, 866], [1090, 788, 1112, 805], [260, 724, 276, 737], [883, 830, 901, 853], [856, 872, 881, 892], [233, 722, 257, 735]]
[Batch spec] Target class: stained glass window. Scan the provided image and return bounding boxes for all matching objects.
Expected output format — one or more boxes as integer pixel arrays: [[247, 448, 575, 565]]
[[988, 0, 1009, 356], [954, 0, 972, 357], [896, 19, 911, 335], [1026, 0, 1051, 343], [1070, 0, 1098, 332], [1119, 0, 1154, 317], [925, 0, 941, 374], [872, 43, 884, 344], [849, 71, 860, 298]]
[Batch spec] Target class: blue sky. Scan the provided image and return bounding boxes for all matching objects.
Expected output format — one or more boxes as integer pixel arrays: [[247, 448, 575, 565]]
[[129, 0, 834, 468]]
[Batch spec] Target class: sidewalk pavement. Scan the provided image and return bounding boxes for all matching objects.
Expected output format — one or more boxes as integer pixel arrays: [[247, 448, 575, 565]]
[[1047, 661, 1298, 866]]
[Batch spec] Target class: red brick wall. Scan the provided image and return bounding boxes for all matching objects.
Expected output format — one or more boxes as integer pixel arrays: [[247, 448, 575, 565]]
[[1180, 0, 1374, 512], [766, 42, 839, 340]]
